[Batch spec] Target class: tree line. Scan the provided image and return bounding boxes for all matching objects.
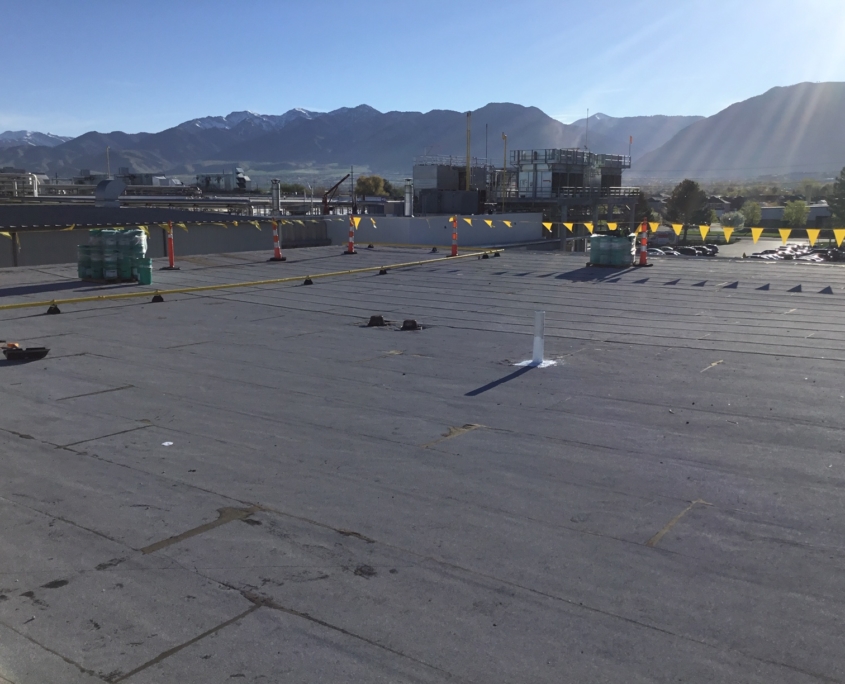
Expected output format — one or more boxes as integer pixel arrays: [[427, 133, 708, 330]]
[[649, 166, 845, 239]]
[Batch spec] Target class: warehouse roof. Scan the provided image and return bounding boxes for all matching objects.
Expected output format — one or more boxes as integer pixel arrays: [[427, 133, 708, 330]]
[[1, 246, 844, 682]]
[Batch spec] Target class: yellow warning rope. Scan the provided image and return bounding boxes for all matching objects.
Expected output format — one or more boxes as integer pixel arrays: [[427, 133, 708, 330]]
[[0, 249, 502, 312]]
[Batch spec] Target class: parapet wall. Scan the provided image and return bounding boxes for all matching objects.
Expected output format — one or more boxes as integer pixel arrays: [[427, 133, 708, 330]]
[[325, 213, 544, 247], [0, 220, 329, 268]]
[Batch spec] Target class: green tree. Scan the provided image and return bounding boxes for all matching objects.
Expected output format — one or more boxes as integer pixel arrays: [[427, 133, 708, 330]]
[[693, 207, 719, 226], [720, 211, 745, 228], [355, 175, 387, 197], [830, 166, 845, 224], [381, 179, 405, 200], [666, 179, 708, 243], [740, 200, 762, 227], [783, 200, 809, 228], [279, 183, 306, 195]]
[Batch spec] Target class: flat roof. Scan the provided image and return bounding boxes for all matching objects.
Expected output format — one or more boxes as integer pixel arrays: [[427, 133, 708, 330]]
[[1, 246, 844, 681]]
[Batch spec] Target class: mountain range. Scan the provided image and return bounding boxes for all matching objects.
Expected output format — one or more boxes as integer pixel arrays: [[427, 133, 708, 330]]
[[0, 130, 72, 150], [0, 106, 703, 182], [1, 82, 843, 182], [631, 82, 845, 179]]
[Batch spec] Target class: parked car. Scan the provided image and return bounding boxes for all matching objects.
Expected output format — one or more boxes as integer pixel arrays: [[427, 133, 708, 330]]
[[647, 248, 665, 257], [677, 246, 698, 256]]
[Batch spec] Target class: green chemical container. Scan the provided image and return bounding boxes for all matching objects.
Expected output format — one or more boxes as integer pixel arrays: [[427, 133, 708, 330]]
[[89, 250, 104, 280], [101, 229, 118, 251], [621, 238, 631, 266], [598, 235, 611, 265], [607, 237, 618, 266], [589, 234, 600, 264], [136, 257, 153, 286], [76, 245, 91, 279], [129, 229, 147, 250], [88, 229, 103, 249], [116, 234, 133, 281], [118, 254, 133, 281], [103, 251, 119, 281], [608, 237, 623, 266]]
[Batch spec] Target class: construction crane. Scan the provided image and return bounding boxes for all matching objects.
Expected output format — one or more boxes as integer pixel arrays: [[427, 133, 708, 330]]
[[321, 174, 350, 215]]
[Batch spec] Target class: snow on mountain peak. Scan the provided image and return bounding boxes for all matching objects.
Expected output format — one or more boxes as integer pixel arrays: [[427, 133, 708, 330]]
[[181, 108, 324, 132], [0, 130, 72, 148]]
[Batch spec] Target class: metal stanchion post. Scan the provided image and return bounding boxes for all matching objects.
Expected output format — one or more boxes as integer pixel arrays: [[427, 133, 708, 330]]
[[161, 220, 180, 270]]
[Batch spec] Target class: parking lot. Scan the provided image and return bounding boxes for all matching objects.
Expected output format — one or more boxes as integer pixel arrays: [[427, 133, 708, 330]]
[[649, 236, 844, 262]]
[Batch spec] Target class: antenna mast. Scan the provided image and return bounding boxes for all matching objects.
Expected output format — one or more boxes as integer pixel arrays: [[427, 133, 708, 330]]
[[585, 109, 589, 150]]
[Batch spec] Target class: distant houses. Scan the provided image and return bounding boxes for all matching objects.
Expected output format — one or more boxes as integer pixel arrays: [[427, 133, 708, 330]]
[[647, 192, 832, 228]]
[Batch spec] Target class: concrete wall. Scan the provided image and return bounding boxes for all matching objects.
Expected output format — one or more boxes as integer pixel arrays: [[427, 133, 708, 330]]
[[0, 220, 328, 268], [325, 213, 543, 248]]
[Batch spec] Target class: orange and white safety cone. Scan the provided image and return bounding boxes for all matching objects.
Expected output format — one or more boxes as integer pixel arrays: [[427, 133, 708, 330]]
[[269, 220, 286, 262], [637, 218, 649, 266], [451, 216, 458, 257], [344, 216, 357, 255]]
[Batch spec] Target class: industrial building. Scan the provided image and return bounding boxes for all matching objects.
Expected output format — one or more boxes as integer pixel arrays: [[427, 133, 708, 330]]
[[412, 155, 490, 216], [195, 167, 253, 192], [760, 201, 832, 228], [410, 148, 639, 249], [0, 170, 42, 198], [509, 149, 630, 198]]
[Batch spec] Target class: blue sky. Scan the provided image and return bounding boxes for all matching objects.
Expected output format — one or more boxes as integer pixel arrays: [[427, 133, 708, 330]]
[[3, 0, 845, 136]]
